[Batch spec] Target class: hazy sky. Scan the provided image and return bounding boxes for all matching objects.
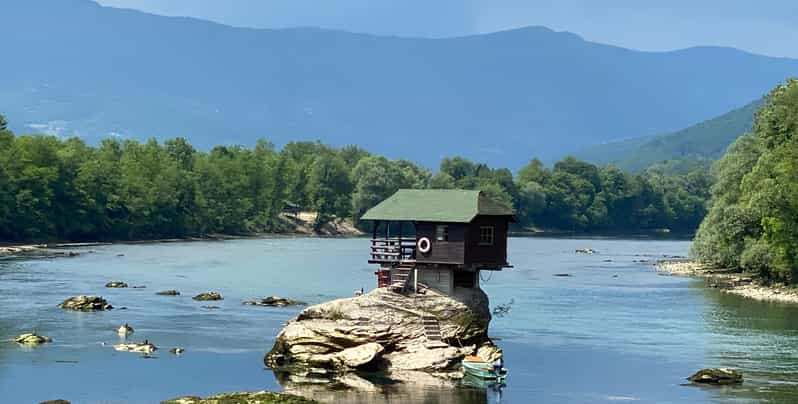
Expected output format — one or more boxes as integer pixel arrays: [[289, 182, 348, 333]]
[[95, 0, 798, 58]]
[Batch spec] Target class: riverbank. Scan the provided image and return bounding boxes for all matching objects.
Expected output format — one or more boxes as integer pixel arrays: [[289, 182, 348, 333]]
[[0, 213, 363, 259], [655, 260, 798, 304]]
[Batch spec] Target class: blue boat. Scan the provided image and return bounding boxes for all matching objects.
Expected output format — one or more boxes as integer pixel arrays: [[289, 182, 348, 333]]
[[462, 356, 507, 382]]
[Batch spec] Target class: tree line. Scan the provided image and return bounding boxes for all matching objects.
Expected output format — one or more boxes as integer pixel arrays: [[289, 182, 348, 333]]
[[0, 114, 710, 243], [692, 79, 798, 283]]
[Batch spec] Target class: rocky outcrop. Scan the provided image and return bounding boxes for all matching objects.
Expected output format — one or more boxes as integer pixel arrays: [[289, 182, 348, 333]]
[[14, 332, 52, 345], [193, 292, 223, 301], [264, 287, 497, 374], [58, 296, 112, 311], [162, 391, 317, 404], [243, 296, 306, 307], [156, 290, 181, 296], [105, 281, 128, 288], [687, 368, 743, 385]]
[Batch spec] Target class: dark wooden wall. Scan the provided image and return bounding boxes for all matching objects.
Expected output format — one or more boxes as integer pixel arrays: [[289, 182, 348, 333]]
[[415, 222, 466, 265], [415, 216, 509, 268], [464, 216, 508, 267]]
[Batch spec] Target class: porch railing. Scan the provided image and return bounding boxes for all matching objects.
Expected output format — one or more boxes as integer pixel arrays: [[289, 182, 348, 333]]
[[369, 237, 416, 264]]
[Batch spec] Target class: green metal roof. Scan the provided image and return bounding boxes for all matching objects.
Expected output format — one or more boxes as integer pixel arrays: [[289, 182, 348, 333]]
[[360, 189, 515, 223]]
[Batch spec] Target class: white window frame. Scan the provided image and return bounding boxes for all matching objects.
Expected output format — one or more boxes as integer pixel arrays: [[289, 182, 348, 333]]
[[435, 225, 449, 241]]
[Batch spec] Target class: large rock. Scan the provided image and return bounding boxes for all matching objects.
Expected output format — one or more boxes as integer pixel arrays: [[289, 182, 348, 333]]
[[156, 290, 181, 296], [162, 391, 317, 404], [687, 368, 743, 385], [58, 295, 112, 311], [265, 287, 498, 373]]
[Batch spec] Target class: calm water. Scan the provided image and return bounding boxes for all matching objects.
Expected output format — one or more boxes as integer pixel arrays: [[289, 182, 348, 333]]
[[1, 237, 798, 403]]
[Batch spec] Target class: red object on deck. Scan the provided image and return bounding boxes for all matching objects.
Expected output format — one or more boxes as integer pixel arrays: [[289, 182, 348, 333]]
[[376, 269, 391, 288]]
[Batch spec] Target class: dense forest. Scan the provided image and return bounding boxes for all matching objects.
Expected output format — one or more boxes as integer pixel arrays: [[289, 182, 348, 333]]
[[692, 79, 798, 283], [0, 113, 710, 243]]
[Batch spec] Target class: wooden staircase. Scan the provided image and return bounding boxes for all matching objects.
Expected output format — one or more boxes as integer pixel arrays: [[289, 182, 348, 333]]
[[390, 263, 415, 292], [421, 315, 444, 344]]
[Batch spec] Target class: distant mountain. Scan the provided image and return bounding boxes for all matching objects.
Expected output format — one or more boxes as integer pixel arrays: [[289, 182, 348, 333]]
[[575, 100, 760, 172], [1, 0, 797, 167]]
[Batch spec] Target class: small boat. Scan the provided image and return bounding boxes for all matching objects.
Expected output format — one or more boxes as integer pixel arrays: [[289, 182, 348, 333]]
[[462, 356, 507, 382]]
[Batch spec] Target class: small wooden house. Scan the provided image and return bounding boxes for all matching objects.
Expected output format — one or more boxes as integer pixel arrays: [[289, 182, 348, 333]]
[[361, 189, 514, 295]]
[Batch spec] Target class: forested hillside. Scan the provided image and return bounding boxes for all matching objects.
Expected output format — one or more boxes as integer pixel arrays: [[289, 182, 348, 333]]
[[2, 0, 798, 167], [693, 79, 798, 282], [0, 114, 709, 243], [577, 100, 760, 172]]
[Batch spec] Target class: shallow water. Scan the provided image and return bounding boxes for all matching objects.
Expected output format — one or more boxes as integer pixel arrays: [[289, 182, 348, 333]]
[[1, 237, 797, 403]]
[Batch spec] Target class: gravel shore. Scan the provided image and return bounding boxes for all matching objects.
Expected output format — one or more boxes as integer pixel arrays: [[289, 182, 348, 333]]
[[655, 260, 798, 304]]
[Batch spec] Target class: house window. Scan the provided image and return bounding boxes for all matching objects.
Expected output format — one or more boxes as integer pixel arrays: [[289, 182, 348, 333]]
[[435, 225, 449, 241], [479, 226, 495, 245]]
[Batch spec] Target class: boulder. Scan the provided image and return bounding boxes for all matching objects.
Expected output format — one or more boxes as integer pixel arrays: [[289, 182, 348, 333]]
[[331, 343, 384, 368], [162, 391, 317, 404], [156, 290, 181, 296], [170, 347, 185, 355], [14, 332, 52, 345], [265, 287, 498, 374], [687, 368, 743, 385], [58, 295, 112, 311], [105, 281, 128, 288], [575, 248, 596, 254], [193, 292, 223, 301], [114, 341, 157, 354], [39, 401, 71, 404], [243, 296, 306, 307], [476, 343, 503, 363]]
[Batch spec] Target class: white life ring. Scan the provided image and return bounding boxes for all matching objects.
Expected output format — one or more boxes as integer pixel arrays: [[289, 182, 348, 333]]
[[417, 237, 431, 254]]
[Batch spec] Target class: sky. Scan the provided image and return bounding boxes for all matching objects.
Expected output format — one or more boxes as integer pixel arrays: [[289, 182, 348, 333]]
[[95, 0, 798, 58]]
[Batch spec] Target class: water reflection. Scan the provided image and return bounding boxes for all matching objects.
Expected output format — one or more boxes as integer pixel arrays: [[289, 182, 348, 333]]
[[701, 288, 798, 404], [273, 369, 489, 404]]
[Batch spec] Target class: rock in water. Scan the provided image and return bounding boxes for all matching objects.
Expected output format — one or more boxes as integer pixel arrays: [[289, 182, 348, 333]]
[[193, 292, 223, 301], [114, 341, 157, 354], [105, 281, 128, 288], [38, 400, 71, 404], [687, 368, 743, 385], [117, 323, 134, 336], [14, 332, 52, 345], [265, 288, 498, 373], [170, 347, 185, 355], [58, 296, 112, 311], [156, 290, 181, 296], [243, 296, 306, 307], [162, 391, 317, 404]]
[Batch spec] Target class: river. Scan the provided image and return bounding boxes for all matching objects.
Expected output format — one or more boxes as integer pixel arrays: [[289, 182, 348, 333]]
[[1, 237, 797, 403]]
